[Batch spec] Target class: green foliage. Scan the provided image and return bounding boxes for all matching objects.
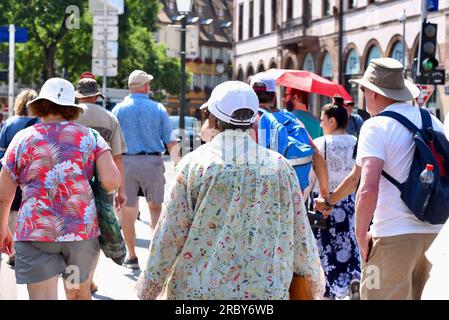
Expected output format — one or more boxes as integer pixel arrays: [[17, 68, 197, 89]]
[[0, 0, 186, 98]]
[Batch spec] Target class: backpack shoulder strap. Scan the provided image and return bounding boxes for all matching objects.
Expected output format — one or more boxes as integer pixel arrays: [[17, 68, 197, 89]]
[[377, 111, 420, 134], [381, 169, 402, 190], [376, 111, 419, 190], [419, 107, 433, 130]]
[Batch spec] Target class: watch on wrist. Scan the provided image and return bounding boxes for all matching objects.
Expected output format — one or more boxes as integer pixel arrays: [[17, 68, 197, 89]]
[[324, 198, 333, 210]]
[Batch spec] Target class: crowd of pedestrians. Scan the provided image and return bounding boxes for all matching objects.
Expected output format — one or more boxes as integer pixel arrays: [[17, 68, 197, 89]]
[[1, 57, 449, 300]]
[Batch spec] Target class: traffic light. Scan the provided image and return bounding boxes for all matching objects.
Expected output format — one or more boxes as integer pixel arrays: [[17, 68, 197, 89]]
[[419, 21, 438, 74]]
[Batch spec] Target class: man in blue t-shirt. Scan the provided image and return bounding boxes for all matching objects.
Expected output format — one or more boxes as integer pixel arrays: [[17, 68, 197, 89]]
[[112, 70, 179, 270], [250, 72, 329, 199]]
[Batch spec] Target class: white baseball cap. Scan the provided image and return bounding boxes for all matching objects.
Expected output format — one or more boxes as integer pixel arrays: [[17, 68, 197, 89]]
[[200, 81, 259, 126], [128, 70, 154, 88], [250, 72, 277, 93], [27, 78, 86, 112]]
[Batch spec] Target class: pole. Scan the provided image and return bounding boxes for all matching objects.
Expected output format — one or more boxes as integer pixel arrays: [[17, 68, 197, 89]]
[[417, 0, 428, 77], [402, 9, 406, 69], [102, 0, 108, 107], [179, 15, 187, 131], [8, 24, 15, 119], [338, 0, 344, 85]]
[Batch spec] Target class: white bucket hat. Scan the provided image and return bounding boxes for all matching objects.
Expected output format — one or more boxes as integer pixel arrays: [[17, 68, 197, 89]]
[[27, 78, 86, 112], [200, 81, 259, 126], [349, 58, 420, 102]]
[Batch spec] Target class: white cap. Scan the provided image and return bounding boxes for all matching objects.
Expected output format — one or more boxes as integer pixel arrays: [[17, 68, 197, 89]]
[[128, 70, 154, 88], [27, 78, 86, 112], [200, 81, 259, 126], [250, 72, 277, 92]]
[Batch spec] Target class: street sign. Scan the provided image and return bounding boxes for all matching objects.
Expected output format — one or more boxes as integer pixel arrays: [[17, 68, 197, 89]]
[[92, 58, 118, 77], [0, 26, 28, 43], [415, 84, 435, 107], [89, 0, 124, 15], [93, 14, 119, 26], [166, 25, 199, 59], [92, 40, 118, 59], [93, 25, 118, 41], [427, 0, 439, 12]]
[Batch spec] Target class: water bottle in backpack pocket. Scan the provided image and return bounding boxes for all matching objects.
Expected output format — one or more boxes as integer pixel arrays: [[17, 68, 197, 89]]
[[378, 108, 449, 225]]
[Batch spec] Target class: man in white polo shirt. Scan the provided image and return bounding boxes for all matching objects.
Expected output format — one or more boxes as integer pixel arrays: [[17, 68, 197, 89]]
[[350, 58, 445, 300]]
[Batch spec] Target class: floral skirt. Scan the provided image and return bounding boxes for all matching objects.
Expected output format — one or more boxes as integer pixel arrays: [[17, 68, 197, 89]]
[[311, 193, 361, 299]]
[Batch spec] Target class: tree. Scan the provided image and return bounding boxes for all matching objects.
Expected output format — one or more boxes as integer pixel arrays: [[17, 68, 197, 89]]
[[0, 0, 188, 97], [0, 0, 87, 81]]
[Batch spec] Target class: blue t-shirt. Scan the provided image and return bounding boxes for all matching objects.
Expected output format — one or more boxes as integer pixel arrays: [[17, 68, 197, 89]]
[[112, 94, 175, 154], [346, 113, 364, 137], [0, 116, 38, 169]]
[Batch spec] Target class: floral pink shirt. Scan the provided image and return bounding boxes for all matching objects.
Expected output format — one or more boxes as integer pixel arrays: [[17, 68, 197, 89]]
[[1, 121, 110, 242]]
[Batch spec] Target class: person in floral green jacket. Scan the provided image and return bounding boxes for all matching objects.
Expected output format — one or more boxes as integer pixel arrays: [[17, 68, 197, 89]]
[[136, 81, 325, 300]]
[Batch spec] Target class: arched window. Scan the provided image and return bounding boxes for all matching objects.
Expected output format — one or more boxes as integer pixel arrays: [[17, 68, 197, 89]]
[[303, 53, 315, 72], [390, 41, 408, 67], [246, 65, 254, 82], [321, 52, 333, 78], [257, 63, 265, 73], [366, 46, 380, 68], [270, 61, 277, 69], [345, 49, 360, 75], [285, 57, 294, 69], [237, 68, 244, 81]]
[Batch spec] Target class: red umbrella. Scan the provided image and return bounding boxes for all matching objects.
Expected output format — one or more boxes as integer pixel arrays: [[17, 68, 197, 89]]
[[270, 69, 352, 101]]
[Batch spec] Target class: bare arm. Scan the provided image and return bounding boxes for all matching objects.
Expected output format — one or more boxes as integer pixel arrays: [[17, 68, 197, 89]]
[[113, 154, 127, 210], [309, 136, 329, 197], [167, 141, 181, 165], [96, 151, 121, 193], [0, 169, 16, 255], [355, 157, 384, 262], [314, 165, 361, 213]]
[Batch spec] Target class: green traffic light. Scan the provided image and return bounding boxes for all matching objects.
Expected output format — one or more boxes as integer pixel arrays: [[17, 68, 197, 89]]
[[422, 57, 439, 72]]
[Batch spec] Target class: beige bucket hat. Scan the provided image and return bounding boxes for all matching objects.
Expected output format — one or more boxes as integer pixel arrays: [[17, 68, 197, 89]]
[[349, 58, 420, 102]]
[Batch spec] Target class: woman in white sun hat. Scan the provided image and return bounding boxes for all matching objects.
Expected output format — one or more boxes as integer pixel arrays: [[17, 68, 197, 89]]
[[0, 78, 120, 300]]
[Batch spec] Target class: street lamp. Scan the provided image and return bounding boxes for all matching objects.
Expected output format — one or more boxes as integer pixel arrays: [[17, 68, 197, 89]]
[[176, 0, 193, 131], [398, 10, 407, 70]]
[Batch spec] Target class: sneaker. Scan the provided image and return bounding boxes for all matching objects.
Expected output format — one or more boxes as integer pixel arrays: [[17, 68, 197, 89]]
[[349, 279, 360, 300], [123, 257, 139, 270]]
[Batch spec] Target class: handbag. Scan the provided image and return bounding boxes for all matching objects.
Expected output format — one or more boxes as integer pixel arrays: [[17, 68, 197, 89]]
[[289, 274, 313, 300], [89, 129, 127, 265]]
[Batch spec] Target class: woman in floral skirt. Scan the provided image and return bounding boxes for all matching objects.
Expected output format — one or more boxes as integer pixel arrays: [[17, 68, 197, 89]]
[[310, 104, 361, 299]]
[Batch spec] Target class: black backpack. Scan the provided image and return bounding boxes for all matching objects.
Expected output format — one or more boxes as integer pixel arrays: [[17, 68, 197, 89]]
[[378, 108, 449, 225]]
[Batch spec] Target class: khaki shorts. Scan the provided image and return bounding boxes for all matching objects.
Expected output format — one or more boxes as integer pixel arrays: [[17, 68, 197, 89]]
[[14, 238, 100, 285], [123, 155, 165, 206], [360, 233, 437, 300]]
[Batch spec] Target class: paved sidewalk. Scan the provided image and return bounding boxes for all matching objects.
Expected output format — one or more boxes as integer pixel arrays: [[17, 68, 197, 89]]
[[0, 156, 175, 300]]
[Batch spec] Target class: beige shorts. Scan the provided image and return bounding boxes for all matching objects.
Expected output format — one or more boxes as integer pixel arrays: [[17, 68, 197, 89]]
[[360, 233, 437, 300], [123, 155, 166, 206], [14, 238, 100, 285]]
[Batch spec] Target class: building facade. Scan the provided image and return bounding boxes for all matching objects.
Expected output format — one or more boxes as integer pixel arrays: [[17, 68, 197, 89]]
[[234, 0, 449, 121], [156, 0, 233, 118]]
